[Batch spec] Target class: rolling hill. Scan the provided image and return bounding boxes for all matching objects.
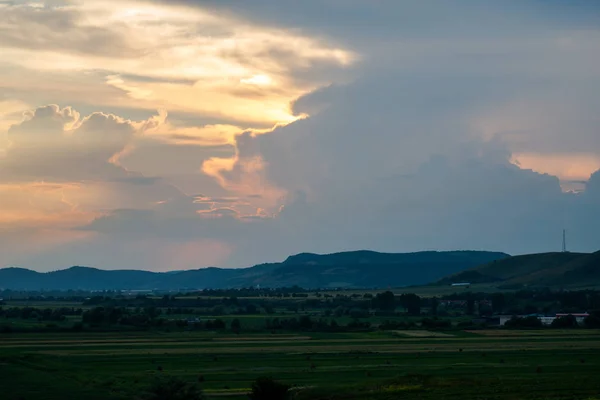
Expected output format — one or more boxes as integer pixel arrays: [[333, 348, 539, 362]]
[[0, 250, 508, 290], [438, 251, 600, 289]]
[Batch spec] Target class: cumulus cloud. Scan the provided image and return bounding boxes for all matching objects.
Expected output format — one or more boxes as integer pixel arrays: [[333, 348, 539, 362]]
[[212, 57, 600, 264], [2, 105, 145, 182], [586, 170, 600, 198], [0, 102, 273, 269], [202, 131, 287, 214]]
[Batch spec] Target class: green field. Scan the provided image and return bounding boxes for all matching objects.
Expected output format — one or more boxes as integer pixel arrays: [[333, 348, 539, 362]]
[[2, 329, 600, 400]]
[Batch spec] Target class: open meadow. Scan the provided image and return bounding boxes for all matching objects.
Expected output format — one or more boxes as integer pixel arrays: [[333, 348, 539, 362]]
[[2, 329, 600, 400]]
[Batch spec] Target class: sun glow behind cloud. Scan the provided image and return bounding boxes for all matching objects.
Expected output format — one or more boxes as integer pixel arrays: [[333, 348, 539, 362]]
[[0, 0, 355, 244], [241, 74, 273, 86], [511, 152, 600, 191], [0, 0, 356, 126]]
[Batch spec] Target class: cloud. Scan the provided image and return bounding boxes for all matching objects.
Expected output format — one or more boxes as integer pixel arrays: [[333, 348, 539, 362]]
[[0, 104, 244, 234], [0, 182, 90, 228], [511, 153, 600, 185], [0, 3, 140, 57], [586, 170, 600, 198], [151, 1, 600, 48], [0, 99, 30, 134], [0, 113, 276, 266], [78, 197, 256, 240], [1, 1, 599, 271], [209, 57, 600, 264], [3, 105, 143, 182], [201, 131, 288, 214], [0, 102, 272, 269], [0, 0, 355, 127]]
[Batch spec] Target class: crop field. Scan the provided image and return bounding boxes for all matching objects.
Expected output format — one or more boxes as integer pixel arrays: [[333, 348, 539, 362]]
[[2, 329, 600, 400]]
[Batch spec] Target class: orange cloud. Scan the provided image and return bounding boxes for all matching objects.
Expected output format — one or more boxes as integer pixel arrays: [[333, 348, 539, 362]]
[[511, 152, 600, 182], [0, 182, 97, 229], [0, 1, 356, 127]]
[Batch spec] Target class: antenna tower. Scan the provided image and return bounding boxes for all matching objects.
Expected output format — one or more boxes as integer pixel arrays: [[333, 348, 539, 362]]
[[562, 229, 567, 253]]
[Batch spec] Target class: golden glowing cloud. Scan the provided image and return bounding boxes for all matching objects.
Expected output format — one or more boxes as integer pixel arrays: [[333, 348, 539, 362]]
[[511, 152, 600, 182], [0, 0, 356, 126], [472, 96, 600, 186], [0, 0, 357, 238], [145, 122, 243, 146], [0, 182, 96, 228], [0, 100, 30, 140]]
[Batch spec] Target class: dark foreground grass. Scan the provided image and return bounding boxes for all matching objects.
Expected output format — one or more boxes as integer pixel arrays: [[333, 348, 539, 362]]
[[1, 330, 600, 400]]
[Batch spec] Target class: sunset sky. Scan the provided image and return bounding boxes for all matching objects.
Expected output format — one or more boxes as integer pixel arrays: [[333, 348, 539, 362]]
[[1, 0, 599, 271]]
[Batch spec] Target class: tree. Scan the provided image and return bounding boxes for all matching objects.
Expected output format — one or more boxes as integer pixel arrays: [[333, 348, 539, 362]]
[[373, 291, 396, 311], [205, 319, 226, 330], [399, 293, 421, 316], [559, 292, 588, 310], [584, 313, 600, 329], [246, 304, 258, 314], [430, 297, 439, 316], [248, 377, 291, 400], [491, 293, 506, 314], [143, 376, 205, 400], [333, 306, 346, 317], [145, 306, 161, 319], [264, 305, 275, 314], [551, 314, 578, 328], [231, 318, 242, 334], [298, 315, 313, 329], [466, 295, 475, 316]]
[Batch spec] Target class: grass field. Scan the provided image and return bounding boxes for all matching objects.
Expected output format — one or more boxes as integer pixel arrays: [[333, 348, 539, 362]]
[[2, 329, 600, 400]]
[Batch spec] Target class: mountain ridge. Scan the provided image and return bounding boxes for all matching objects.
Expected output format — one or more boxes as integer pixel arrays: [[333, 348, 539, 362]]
[[0, 250, 508, 290], [438, 250, 600, 289]]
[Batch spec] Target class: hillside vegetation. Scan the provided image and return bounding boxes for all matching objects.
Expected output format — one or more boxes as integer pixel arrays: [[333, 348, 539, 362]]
[[0, 250, 507, 290], [439, 251, 600, 289]]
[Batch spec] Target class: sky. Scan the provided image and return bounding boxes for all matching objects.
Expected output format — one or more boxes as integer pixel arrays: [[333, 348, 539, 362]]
[[1, 0, 599, 272]]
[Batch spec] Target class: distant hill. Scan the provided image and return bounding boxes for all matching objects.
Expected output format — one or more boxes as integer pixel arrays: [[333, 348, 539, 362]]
[[438, 251, 600, 289], [0, 250, 507, 290]]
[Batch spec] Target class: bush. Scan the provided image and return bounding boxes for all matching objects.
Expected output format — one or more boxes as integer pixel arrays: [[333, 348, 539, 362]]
[[248, 377, 291, 400]]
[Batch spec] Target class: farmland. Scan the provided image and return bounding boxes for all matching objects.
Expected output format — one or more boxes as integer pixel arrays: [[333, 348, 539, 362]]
[[2, 329, 600, 399], [2, 288, 600, 399]]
